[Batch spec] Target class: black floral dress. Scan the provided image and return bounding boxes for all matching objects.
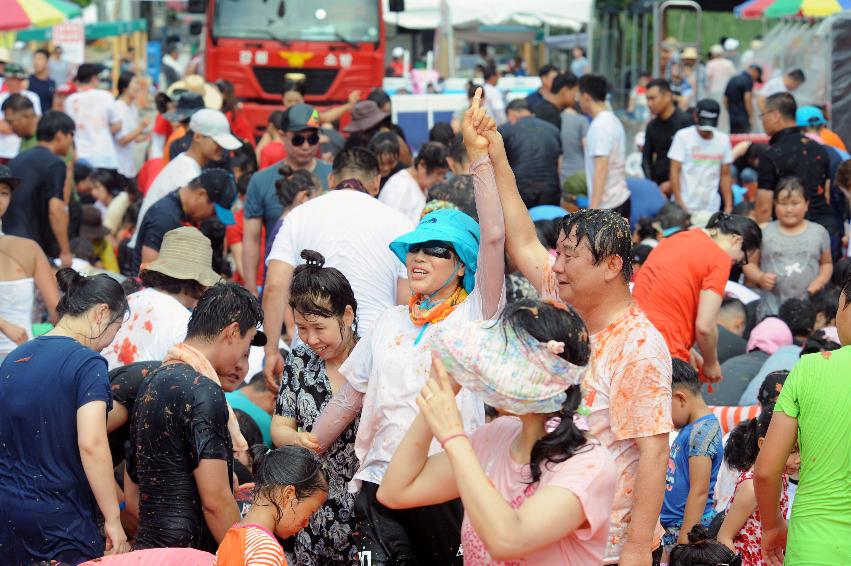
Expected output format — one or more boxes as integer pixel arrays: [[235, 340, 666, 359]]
[[276, 344, 360, 566]]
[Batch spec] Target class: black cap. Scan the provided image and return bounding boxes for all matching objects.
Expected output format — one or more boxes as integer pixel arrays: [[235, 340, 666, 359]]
[[164, 92, 204, 122], [199, 168, 238, 225], [695, 99, 721, 129], [631, 244, 653, 265], [75, 63, 106, 84], [0, 165, 21, 189]]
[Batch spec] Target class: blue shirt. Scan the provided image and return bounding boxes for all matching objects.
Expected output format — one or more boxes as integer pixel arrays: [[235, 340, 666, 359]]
[[627, 177, 666, 228], [661, 413, 723, 526], [0, 336, 112, 563], [225, 390, 273, 447], [244, 159, 332, 250]]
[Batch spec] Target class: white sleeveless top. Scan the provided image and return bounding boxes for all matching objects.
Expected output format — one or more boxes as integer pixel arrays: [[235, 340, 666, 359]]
[[0, 277, 35, 357]]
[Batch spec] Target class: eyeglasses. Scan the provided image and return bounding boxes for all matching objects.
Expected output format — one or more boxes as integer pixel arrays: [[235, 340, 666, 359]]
[[409, 241, 455, 259], [737, 249, 749, 267], [292, 132, 320, 146], [759, 109, 777, 119]]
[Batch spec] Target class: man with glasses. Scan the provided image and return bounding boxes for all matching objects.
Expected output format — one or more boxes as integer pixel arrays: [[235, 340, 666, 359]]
[[130, 108, 242, 251], [755, 93, 836, 253], [242, 103, 332, 296]]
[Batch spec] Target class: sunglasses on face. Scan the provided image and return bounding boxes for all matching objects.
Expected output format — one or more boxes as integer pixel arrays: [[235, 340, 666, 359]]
[[409, 241, 455, 259], [292, 132, 320, 146]]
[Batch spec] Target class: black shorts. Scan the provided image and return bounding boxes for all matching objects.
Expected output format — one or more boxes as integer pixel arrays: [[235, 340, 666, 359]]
[[354, 481, 463, 566], [612, 197, 632, 223]]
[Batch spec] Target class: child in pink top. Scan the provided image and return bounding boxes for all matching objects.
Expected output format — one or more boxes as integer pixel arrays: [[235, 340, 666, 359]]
[[377, 298, 617, 565]]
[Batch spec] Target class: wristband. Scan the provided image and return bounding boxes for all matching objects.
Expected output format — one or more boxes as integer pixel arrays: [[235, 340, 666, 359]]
[[439, 432, 467, 449]]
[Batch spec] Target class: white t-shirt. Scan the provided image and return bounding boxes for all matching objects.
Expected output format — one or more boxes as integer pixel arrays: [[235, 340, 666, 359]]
[[101, 288, 191, 370], [64, 88, 121, 169], [668, 126, 733, 215], [760, 76, 787, 98], [266, 190, 413, 334], [0, 90, 42, 159], [585, 110, 630, 209], [378, 168, 426, 226], [113, 100, 140, 178], [483, 82, 507, 126], [130, 153, 202, 248], [341, 273, 496, 491]]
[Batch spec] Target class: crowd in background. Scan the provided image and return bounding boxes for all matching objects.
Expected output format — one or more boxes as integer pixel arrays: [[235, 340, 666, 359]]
[[0, 35, 849, 566]]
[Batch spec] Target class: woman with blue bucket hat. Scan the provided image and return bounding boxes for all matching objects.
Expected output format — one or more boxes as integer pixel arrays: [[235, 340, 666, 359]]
[[310, 89, 505, 565]]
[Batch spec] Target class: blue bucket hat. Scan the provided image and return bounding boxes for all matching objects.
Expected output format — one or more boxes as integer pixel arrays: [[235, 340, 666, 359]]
[[796, 105, 827, 127], [389, 209, 480, 293]]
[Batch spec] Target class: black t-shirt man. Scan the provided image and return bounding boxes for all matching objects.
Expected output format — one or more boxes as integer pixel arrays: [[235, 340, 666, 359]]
[[725, 71, 755, 134], [131, 190, 188, 274], [499, 115, 562, 208], [4, 146, 66, 257], [108, 361, 162, 467], [28, 74, 55, 112], [532, 99, 561, 129], [642, 108, 694, 184], [758, 126, 836, 236], [128, 362, 233, 552]]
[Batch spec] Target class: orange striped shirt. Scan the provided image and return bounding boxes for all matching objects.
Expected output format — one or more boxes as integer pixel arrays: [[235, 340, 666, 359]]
[[214, 524, 286, 566]]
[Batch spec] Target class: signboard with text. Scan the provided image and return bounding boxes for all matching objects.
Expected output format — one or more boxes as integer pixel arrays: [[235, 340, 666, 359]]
[[52, 19, 85, 65]]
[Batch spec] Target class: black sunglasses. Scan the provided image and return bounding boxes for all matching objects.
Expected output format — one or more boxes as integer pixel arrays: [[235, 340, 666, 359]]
[[409, 240, 455, 260], [292, 132, 320, 146]]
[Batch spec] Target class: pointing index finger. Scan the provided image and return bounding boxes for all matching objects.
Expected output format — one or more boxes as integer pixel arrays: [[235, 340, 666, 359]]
[[470, 86, 483, 114]]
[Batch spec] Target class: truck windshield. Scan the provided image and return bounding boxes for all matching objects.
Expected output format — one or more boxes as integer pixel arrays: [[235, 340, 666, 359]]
[[213, 0, 379, 43]]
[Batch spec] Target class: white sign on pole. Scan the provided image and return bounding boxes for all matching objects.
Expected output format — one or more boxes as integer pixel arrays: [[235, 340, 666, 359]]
[[52, 18, 86, 65]]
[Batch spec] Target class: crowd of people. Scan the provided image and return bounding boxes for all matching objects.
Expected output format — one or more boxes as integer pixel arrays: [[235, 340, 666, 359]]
[[0, 38, 849, 566]]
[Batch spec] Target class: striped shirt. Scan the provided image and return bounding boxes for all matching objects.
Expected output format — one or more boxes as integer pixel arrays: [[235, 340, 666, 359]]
[[214, 524, 286, 566]]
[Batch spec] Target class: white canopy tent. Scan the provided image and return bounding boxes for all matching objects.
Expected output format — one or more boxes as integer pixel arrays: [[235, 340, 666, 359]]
[[382, 0, 593, 30]]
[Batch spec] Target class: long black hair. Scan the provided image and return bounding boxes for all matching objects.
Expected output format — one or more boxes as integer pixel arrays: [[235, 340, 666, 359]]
[[56, 268, 129, 324], [249, 444, 328, 523], [501, 299, 591, 484], [724, 404, 774, 472], [705, 212, 762, 256], [290, 250, 358, 338]]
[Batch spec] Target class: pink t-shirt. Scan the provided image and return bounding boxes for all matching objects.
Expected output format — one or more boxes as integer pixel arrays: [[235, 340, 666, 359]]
[[542, 258, 674, 562], [462, 417, 617, 565]]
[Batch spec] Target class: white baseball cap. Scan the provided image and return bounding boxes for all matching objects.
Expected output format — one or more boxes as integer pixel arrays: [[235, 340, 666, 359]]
[[189, 109, 242, 151], [392, 46, 405, 58]]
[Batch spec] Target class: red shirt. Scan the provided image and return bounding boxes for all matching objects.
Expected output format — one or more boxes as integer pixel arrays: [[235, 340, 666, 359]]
[[226, 109, 255, 147], [226, 208, 265, 287], [152, 113, 173, 137], [260, 141, 287, 170], [632, 229, 731, 361]]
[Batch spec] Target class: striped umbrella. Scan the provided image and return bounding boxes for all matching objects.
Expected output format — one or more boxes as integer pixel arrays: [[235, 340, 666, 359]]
[[0, 0, 81, 32], [737, 0, 851, 18]]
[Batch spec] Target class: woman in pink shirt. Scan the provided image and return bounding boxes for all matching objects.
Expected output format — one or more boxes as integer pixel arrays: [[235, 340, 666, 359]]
[[378, 298, 617, 565]]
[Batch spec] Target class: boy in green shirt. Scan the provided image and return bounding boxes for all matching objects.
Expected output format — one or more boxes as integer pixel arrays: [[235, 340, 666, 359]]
[[754, 277, 851, 565]]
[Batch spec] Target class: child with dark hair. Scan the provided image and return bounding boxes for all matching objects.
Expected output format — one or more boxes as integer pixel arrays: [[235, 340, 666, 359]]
[[777, 297, 816, 343], [669, 524, 743, 566], [270, 249, 361, 565], [379, 140, 449, 225], [369, 130, 403, 189], [810, 284, 840, 330], [743, 177, 832, 316], [716, 405, 799, 565], [380, 298, 617, 564], [662, 359, 724, 548], [215, 445, 328, 565]]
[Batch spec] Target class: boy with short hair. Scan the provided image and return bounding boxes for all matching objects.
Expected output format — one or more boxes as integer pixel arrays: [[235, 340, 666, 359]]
[[661, 358, 724, 547]]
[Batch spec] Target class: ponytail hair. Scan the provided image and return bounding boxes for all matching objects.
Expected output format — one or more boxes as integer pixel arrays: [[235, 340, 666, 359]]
[[275, 165, 321, 210], [705, 212, 762, 255], [290, 250, 358, 336], [56, 268, 129, 322], [501, 299, 592, 484], [249, 444, 328, 522], [724, 403, 774, 472]]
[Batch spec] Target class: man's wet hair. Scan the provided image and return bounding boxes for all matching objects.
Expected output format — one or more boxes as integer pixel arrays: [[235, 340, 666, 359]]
[[765, 92, 797, 121], [186, 282, 263, 342], [558, 209, 633, 283], [331, 146, 379, 180]]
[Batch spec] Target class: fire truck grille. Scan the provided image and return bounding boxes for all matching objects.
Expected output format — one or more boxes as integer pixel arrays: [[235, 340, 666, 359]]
[[252, 67, 339, 96]]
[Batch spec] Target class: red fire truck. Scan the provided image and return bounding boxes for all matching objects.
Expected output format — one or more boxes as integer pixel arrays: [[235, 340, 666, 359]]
[[195, 0, 386, 135]]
